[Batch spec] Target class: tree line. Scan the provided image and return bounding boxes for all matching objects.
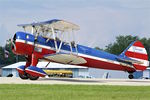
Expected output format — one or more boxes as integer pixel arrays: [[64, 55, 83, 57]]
[[96, 35, 150, 60], [0, 40, 25, 66]]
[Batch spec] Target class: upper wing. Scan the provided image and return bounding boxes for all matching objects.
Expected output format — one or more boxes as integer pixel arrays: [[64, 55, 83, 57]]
[[18, 19, 80, 32]]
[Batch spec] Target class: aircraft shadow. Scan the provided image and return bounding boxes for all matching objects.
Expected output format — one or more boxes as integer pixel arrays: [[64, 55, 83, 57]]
[[38, 78, 105, 83], [38, 78, 150, 84]]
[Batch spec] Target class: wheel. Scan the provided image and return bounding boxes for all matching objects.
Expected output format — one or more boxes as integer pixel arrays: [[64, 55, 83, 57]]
[[27, 74, 39, 80], [128, 74, 134, 79], [29, 75, 39, 80], [19, 73, 28, 80]]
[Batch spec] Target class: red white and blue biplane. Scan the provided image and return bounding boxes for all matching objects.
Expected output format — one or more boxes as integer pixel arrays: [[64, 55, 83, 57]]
[[12, 19, 149, 80]]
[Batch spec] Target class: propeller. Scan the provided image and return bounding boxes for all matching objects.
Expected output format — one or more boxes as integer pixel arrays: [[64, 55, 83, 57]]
[[11, 34, 16, 51]]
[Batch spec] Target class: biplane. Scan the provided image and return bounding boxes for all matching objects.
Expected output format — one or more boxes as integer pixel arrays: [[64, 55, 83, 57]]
[[12, 19, 149, 80]]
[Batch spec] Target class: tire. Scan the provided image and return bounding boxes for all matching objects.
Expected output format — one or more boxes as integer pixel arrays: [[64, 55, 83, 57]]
[[128, 74, 134, 79], [19, 73, 28, 80], [27, 74, 39, 80]]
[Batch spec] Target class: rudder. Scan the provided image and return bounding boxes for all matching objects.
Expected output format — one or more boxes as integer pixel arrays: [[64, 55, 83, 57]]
[[120, 41, 149, 71]]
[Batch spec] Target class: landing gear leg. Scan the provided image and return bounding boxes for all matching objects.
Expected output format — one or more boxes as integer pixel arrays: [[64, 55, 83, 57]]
[[18, 56, 31, 80], [26, 53, 40, 80], [25, 55, 32, 68]]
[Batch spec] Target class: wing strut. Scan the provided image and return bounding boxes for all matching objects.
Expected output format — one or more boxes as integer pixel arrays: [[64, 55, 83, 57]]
[[45, 62, 51, 68], [51, 27, 58, 52]]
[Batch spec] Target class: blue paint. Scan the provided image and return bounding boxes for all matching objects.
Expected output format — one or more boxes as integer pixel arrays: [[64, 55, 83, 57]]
[[18, 65, 26, 70], [18, 19, 61, 27], [15, 31, 131, 62], [119, 41, 136, 57], [26, 66, 47, 75]]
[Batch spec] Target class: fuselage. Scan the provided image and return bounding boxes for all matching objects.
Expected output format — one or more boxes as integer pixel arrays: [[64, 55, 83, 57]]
[[12, 32, 136, 72]]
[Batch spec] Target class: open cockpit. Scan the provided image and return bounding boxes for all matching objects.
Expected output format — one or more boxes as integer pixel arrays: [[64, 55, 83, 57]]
[[18, 19, 80, 54]]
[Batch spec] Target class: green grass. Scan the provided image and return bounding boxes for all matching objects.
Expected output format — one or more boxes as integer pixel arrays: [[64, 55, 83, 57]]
[[0, 84, 150, 100]]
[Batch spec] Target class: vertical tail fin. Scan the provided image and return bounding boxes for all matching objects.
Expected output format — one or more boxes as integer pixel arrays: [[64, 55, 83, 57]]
[[120, 41, 149, 71]]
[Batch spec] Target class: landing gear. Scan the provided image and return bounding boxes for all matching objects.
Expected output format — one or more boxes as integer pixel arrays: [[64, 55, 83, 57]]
[[19, 73, 39, 80], [27, 74, 39, 80], [128, 74, 134, 79], [19, 73, 28, 80]]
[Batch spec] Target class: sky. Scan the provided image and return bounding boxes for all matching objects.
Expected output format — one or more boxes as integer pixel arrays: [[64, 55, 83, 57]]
[[0, 0, 150, 78], [0, 0, 150, 48]]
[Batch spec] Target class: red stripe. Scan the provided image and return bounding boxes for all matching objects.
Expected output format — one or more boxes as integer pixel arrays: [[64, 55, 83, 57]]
[[133, 41, 144, 48], [133, 64, 147, 71], [78, 56, 136, 72], [17, 68, 25, 74], [125, 51, 148, 60]]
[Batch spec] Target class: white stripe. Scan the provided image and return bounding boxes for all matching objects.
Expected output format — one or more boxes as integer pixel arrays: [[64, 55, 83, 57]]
[[128, 46, 147, 54], [78, 53, 120, 65], [16, 39, 134, 69], [35, 44, 52, 50], [25, 69, 46, 76], [129, 57, 149, 67], [16, 39, 27, 44], [16, 39, 55, 50], [17, 68, 24, 71]]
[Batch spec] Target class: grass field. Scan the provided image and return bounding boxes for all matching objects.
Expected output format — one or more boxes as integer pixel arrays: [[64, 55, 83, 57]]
[[0, 84, 150, 100]]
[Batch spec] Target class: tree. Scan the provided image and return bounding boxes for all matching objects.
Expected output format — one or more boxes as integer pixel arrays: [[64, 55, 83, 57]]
[[0, 46, 5, 65], [95, 35, 150, 60], [95, 47, 103, 51], [105, 35, 139, 55], [0, 39, 26, 66]]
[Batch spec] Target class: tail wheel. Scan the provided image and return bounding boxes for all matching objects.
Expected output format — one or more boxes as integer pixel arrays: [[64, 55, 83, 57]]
[[19, 73, 28, 80], [128, 74, 134, 79], [27, 74, 39, 80]]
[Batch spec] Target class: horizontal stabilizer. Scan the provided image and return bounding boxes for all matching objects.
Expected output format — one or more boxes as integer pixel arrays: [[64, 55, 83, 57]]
[[116, 57, 143, 64]]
